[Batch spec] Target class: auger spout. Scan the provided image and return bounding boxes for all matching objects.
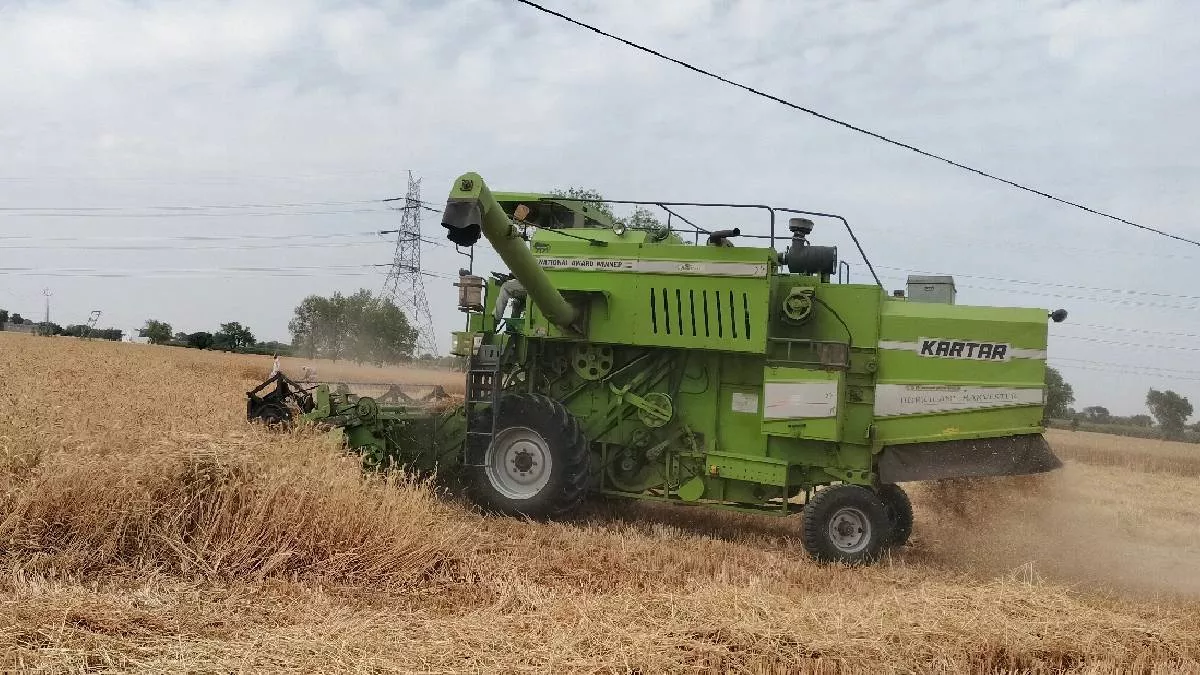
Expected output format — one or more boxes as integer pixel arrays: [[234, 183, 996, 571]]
[[440, 172, 580, 329]]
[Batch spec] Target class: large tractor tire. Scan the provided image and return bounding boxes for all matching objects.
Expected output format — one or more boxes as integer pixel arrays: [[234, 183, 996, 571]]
[[877, 483, 914, 547], [801, 484, 892, 565], [467, 393, 590, 519]]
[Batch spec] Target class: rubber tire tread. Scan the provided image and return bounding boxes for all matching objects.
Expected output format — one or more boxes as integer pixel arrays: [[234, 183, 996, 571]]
[[467, 393, 590, 519], [877, 483, 914, 547], [801, 484, 892, 565]]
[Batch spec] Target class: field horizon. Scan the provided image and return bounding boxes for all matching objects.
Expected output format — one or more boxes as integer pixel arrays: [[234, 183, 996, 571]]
[[2, 332, 1198, 673]]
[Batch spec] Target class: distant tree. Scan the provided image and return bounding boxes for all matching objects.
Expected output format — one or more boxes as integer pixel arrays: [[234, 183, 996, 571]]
[[549, 187, 616, 221], [1127, 414, 1154, 428], [625, 205, 665, 233], [548, 187, 666, 234], [35, 322, 62, 336], [288, 289, 417, 365], [0, 309, 8, 325], [288, 294, 347, 359], [139, 319, 173, 345], [61, 324, 122, 341], [11, 313, 24, 325], [1082, 406, 1111, 423], [186, 331, 214, 349], [1146, 389, 1193, 438], [213, 321, 256, 351], [1044, 367, 1075, 418], [256, 340, 293, 357], [355, 292, 418, 365]]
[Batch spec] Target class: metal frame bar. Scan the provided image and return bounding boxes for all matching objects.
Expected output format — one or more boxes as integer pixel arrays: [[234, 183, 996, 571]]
[[534, 197, 883, 288]]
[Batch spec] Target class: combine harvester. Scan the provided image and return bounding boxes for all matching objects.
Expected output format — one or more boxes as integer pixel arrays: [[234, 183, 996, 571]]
[[249, 172, 1066, 564]]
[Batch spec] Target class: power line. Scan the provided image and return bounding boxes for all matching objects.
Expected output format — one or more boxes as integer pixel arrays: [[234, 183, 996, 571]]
[[0, 263, 455, 280], [1064, 323, 1200, 340], [0, 230, 385, 242], [512, 0, 1200, 249], [0, 199, 382, 212], [381, 196, 445, 215], [1052, 361, 1200, 383], [878, 273, 1198, 311], [0, 207, 394, 218], [0, 234, 447, 252], [892, 233, 1196, 263], [0, 197, 443, 216], [0, 240, 390, 252], [0, 167, 423, 184], [1, 263, 387, 273], [879, 266, 1200, 301], [955, 284, 1197, 311], [1052, 334, 1200, 353], [1052, 356, 1200, 377]]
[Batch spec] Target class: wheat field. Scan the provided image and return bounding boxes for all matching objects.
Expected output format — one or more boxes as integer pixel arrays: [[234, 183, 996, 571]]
[[1, 332, 1198, 673]]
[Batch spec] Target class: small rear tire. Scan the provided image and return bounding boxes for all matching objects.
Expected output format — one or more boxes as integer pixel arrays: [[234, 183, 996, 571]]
[[467, 393, 590, 519], [802, 484, 892, 565], [250, 401, 292, 428], [877, 483, 914, 547]]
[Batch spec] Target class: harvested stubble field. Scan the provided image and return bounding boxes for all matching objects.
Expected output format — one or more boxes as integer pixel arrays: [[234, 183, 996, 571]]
[[1, 332, 1198, 674]]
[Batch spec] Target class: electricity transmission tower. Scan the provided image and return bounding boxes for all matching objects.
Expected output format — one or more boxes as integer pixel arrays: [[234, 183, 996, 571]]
[[42, 288, 52, 324], [381, 171, 438, 357]]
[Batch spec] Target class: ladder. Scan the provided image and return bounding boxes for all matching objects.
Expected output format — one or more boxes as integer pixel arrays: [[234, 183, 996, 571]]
[[463, 342, 503, 467]]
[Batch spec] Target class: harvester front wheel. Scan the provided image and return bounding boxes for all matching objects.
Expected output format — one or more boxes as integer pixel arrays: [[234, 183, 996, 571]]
[[801, 484, 892, 565], [469, 393, 590, 519], [877, 483, 914, 547]]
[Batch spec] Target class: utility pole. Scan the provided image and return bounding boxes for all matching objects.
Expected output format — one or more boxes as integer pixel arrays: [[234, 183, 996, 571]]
[[381, 171, 438, 357]]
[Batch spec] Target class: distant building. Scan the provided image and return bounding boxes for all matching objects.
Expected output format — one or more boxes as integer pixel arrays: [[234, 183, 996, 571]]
[[0, 322, 36, 334]]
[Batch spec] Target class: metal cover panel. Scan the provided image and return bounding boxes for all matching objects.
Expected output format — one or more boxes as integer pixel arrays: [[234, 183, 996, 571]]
[[876, 433, 1062, 482]]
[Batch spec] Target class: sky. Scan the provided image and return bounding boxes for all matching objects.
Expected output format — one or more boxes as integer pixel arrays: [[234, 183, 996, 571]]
[[1, 0, 1197, 416]]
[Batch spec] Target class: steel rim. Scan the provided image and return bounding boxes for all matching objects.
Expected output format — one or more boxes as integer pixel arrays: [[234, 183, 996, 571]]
[[827, 505, 872, 553], [485, 426, 553, 500]]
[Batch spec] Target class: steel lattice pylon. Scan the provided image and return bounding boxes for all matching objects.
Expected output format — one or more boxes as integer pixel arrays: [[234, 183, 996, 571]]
[[381, 171, 438, 357]]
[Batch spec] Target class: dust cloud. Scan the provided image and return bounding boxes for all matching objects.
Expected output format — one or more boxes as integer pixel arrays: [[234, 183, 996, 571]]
[[903, 463, 1200, 600]]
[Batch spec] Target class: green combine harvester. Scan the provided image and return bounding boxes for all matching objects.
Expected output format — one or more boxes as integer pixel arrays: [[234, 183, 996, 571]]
[[249, 171, 1066, 564]]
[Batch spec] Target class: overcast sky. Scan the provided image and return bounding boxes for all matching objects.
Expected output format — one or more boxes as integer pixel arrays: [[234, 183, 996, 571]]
[[2, 0, 1197, 415]]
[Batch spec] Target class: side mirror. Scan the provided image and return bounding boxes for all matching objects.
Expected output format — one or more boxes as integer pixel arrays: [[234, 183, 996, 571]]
[[1049, 309, 1068, 323]]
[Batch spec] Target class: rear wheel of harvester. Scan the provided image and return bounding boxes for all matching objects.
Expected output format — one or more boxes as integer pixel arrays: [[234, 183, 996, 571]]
[[877, 483, 914, 547], [468, 393, 590, 519], [801, 484, 892, 565]]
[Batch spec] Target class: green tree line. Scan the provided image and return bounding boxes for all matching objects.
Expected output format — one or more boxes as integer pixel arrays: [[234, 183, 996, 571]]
[[115, 289, 419, 365], [136, 319, 288, 355], [1046, 365, 1197, 441], [1, 308, 125, 341]]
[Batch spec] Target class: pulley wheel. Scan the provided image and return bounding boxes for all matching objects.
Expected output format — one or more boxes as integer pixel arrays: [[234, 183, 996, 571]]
[[355, 397, 379, 421], [637, 392, 673, 428], [572, 344, 615, 381]]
